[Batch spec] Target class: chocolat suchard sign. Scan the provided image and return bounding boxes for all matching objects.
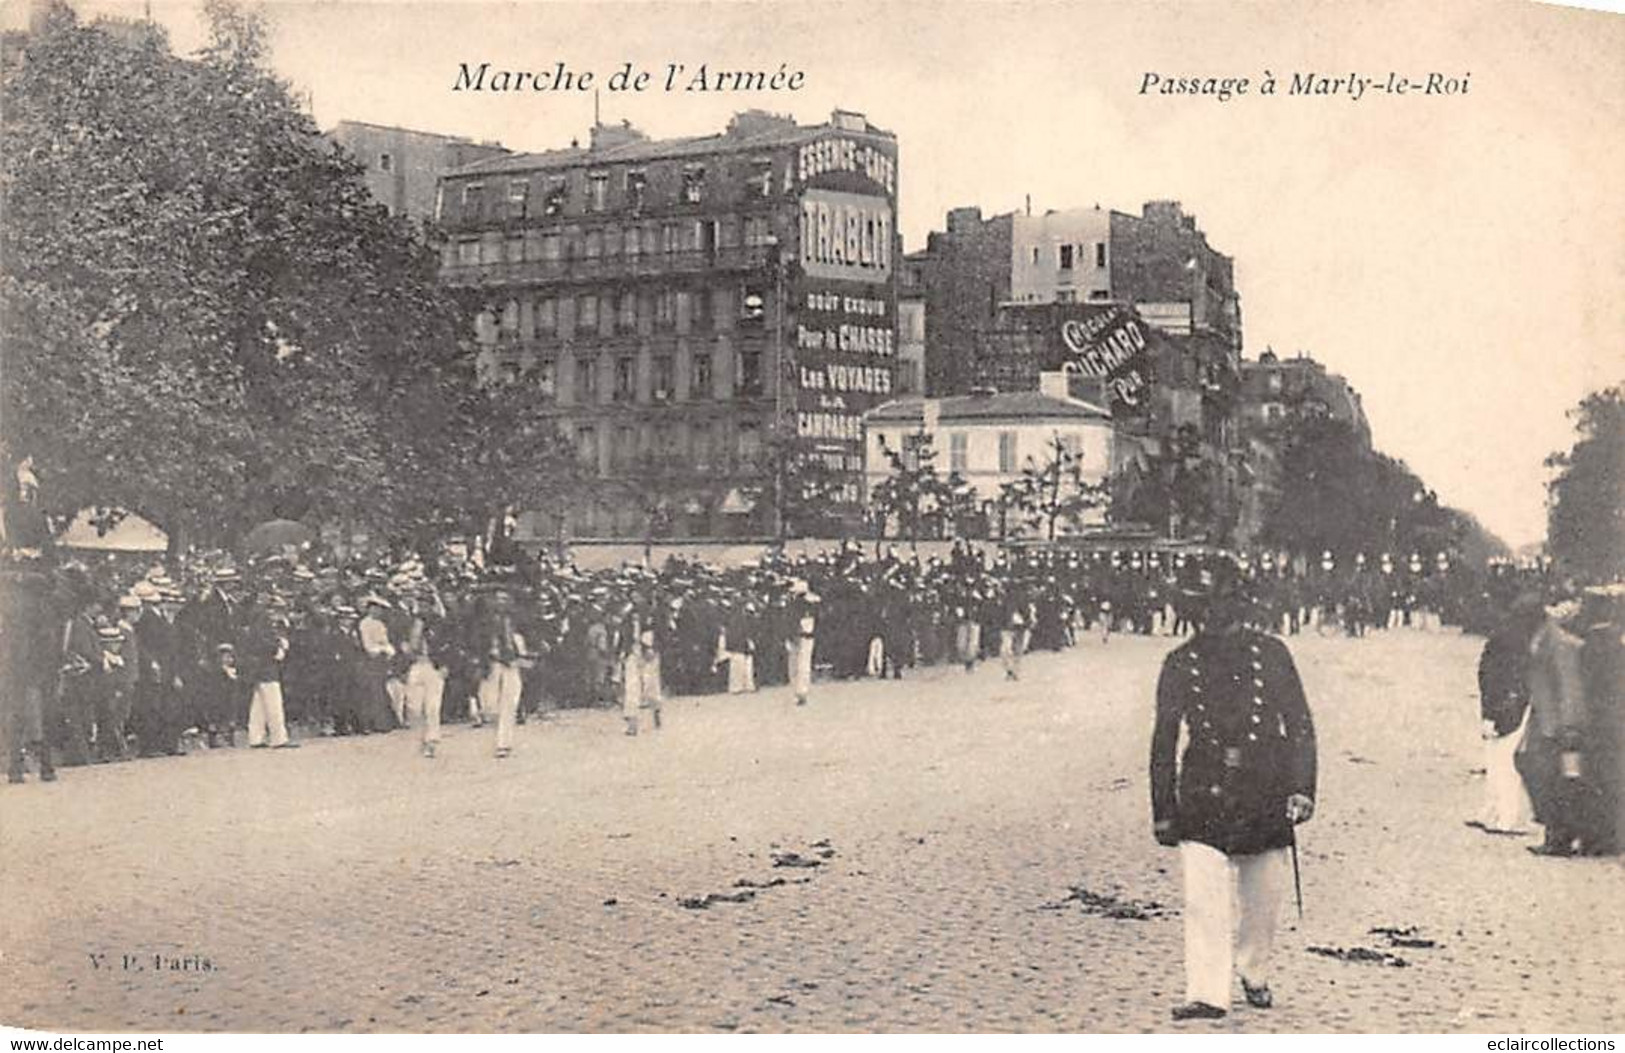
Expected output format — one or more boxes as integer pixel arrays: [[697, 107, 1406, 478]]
[[1053, 303, 1156, 416], [789, 132, 898, 486]]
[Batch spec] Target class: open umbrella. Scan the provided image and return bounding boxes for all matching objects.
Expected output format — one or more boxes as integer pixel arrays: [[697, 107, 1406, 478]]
[[241, 518, 315, 557]]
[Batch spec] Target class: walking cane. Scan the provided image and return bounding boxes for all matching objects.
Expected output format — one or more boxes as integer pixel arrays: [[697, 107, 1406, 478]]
[[1289, 834, 1304, 921]]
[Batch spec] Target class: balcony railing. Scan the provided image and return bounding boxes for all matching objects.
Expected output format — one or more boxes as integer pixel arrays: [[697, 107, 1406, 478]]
[[442, 245, 777, 285]]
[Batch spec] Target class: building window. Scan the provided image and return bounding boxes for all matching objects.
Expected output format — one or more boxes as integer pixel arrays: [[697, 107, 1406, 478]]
[[505, 234, 524, 264], [998, 432, 1017, 473], [578, 294, 599, 330], [626, 169, 646, 212], [739, 350, 762, 396], [675, 290, 693, 333], [614, 356, 635, 401], [624, 226, 641, 257], [615, 425, 636, 470], [541, 232, 563, 261], [587, 172, 609, 212], [584, 229, 602, 259], [1031, 247, 1040, 265], [743, 216, 774, 247], [536, 359, 557, 399], [1059, 244, 1074, 270], [543, 178, 567, 217], [691, 351, 712, 399], [949, 432, 968, 473], [379, 152, 392, 172], [535, 297, 556, 334], [456, 239, 480, 266], [498, 299, 520, 342], [508, 180, 529, 220], [737, 420, 761, 463], [617, 293, 638, 333], [655, 290, 676, 328], [652, 355, 674, 400], [1056, 289, 1076, 303], [577, 425, 598, 468], [682, 165, 706, 204], [692, 421, 713, 468], [1095, 242, 1107, 268], [461, 183, 484, 218], [749, 158, 773, 197], [576, 357, 598, 404], [661, 223, 683, 255], [1267, 371, 1283, 394], [1088, 290, 1110, 301], [740, 285, 767, 324]]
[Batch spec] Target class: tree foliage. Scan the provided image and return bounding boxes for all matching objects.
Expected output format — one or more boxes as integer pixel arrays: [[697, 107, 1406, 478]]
[[1257, 416, 1492, 559], [999, 434, 1108, 540], [0, 3, 576, 553], [869, 433, 973, 547], [1109, 424, 1218, 540], [1546, 383, 1625, 581]]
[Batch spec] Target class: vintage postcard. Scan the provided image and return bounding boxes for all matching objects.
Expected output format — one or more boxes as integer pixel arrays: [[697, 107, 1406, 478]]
[[1, 0, 1621, 1038]]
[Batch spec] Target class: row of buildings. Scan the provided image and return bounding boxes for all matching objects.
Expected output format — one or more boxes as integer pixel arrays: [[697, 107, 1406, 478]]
[[329, 110, 1370, 546]]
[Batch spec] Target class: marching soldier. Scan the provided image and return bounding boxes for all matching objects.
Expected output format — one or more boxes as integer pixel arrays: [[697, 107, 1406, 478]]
[[1150, 557, 1318, 1020]]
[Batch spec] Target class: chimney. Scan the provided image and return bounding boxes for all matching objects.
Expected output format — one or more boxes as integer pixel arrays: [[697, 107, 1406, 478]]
[[1024, 194, 1031, 216], [945, 206, 984, 234], [728, 109, 798, 138], [1039, 371, 1071, 400], [589, 119, 648, 152]]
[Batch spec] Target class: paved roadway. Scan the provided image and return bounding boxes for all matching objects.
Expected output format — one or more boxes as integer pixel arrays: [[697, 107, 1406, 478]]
[[2, 629, 1621, 1033]]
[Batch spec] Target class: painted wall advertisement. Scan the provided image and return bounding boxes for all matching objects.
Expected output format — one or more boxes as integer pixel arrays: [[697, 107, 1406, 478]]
[[1055, 303, 1155, 415], [788, 133, 898, 487]]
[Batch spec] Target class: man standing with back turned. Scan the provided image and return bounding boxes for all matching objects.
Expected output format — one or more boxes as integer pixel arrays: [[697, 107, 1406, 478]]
[[1149, 556, 1318, 1021]]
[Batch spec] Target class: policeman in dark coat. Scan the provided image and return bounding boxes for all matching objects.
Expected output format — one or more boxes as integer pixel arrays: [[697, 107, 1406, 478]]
[[1149, 556, 1317, 1020]]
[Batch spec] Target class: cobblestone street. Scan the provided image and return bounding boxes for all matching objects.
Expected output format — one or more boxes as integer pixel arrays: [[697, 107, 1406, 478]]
[[2, 629, 1621, 1033]]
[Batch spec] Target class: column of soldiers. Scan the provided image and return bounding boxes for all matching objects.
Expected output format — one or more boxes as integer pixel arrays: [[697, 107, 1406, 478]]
[[0, 535, 1542, 783]]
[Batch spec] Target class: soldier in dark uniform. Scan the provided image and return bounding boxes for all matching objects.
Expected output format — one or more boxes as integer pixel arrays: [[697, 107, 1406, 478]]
[[1150, 557, 1318, 1020]]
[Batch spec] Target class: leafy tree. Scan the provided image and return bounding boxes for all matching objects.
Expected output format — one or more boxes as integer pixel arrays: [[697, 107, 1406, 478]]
[[612, 449, 707, 564], [747, 431, 849, 542], [1546, 384, 1625, 581], [1111, 424, 1216, 540], [0, 3, 471, 550], [1002, 433, 1109, 540], [869, 432, 966, 549], [1256, 415, 1489, 561]]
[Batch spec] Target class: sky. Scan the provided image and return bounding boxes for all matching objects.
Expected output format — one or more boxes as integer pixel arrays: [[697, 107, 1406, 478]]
[[13, 0, 1624, 549]]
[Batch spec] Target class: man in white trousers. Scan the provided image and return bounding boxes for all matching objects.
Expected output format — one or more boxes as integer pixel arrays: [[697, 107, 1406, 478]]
[[1149, 557, 1317, 1021], [401, 592, 446, 758], [477, 588, 529, 759], [244, 598, 297, 750], [787, 589, 819, 706], [1470, 593, 1542, 834]]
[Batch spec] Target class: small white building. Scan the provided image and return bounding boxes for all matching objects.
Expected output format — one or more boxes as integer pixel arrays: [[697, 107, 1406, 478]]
[[862, 378, 1117, 535]]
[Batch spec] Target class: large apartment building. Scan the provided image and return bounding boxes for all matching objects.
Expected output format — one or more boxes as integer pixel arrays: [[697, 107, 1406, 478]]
[[436, 109, 899, 539]]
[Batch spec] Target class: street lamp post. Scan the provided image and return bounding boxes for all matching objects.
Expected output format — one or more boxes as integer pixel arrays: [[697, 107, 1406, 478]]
[[766, 237, 790, 547]]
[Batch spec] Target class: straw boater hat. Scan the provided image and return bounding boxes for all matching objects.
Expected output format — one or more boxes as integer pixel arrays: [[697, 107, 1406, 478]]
[[132, 580, 161, 604]]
